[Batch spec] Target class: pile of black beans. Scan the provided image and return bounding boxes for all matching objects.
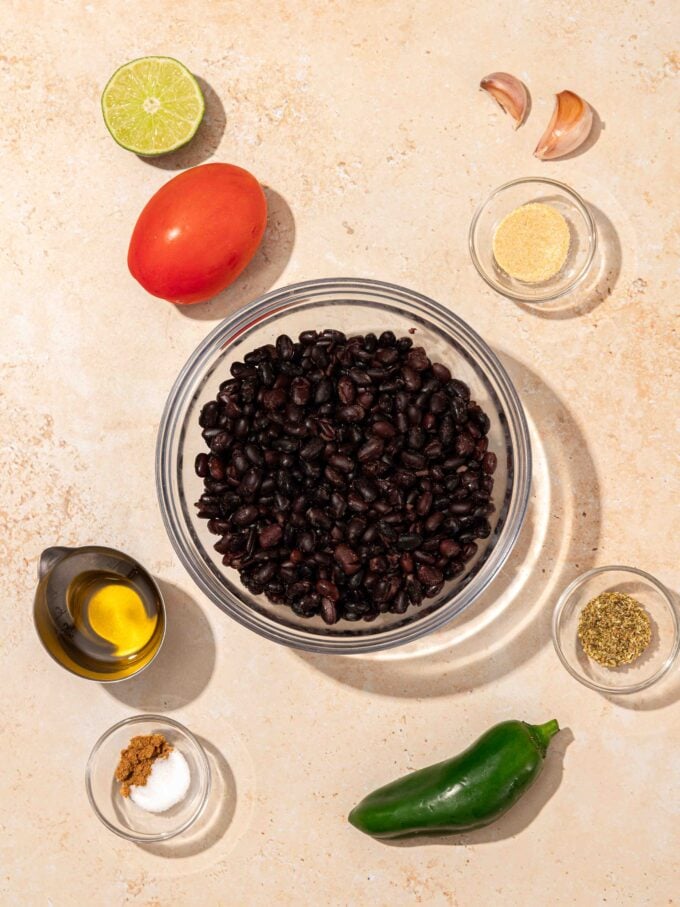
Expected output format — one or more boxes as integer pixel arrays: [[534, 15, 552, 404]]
[[195, 330, 497, 624]]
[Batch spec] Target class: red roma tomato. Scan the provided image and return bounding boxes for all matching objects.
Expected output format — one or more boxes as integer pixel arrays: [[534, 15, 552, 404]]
[[128, 163, 267, 305]]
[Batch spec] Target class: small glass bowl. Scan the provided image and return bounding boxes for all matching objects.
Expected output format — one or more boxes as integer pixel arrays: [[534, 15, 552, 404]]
[[86, 715, 211, 842], [156, 278, 532, 654], [469, 177, 597, 303], [552, 566, 679, 694]]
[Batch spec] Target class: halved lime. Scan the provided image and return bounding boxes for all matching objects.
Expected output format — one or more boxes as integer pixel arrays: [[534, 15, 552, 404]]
[[101, 56, 205, 156]]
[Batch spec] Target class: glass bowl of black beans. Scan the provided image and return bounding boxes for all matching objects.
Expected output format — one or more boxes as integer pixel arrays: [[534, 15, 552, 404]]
[[157, 278, 531, 653]]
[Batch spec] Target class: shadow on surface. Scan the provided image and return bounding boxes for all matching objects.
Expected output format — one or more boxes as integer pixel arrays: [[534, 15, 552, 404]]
[[138, 76, 227, 170], [380, 727, 574, 846], [106, 581, 215, 711], [137, 737, 237, 858], [296, 354, 601, 698], [518, 201, 621, 320], [175, 185, 295, 322]]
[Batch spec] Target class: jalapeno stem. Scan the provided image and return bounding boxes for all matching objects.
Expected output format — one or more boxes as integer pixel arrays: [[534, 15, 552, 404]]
[[526, 719, 560, 756]]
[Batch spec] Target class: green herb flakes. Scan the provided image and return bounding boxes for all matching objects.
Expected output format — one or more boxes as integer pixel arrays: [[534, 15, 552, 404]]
[[577, 592, 651, 667]]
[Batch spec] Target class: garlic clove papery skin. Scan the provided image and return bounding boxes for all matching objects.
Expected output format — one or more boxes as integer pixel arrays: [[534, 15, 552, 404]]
[[534, 90, 593, 160], [480, 72, 529, 129]]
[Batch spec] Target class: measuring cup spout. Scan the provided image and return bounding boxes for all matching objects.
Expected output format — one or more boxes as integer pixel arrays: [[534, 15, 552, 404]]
[[38, 546, 76, 580]]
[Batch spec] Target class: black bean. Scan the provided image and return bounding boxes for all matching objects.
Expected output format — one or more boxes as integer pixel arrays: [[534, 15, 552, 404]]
[[349, 367, 372, 385], [329, 492, 347, 519], [263, 388, 286, 410], [208, 431, 230, 454], [378, 330, 396, 346], [375, 347, 399, 365], [432, 362, 451, 382], [320, 599, 338, 624], [299, 437, 323, 461], [307, 507, 332, 529], [402, 366, 421, 392], [272, 437, 299, 453], [199, 401, 220, 428], [406, 405, 422, 426], [259, 524, 283, 548], [423, 439, 443, 459], [310, 345, 328, 368], [244, 444, 263, 466], [328, 453, 354, 473], [401, 450, 426, 469], [238, 467, 262, 498], [397, 533, 422, 551], [195, 453, 209, 477], [372, 419, 397, 438], [324, 465, 344, 485], [424, 511, 445, 533], [415, 491, 433, 516], [417, 564, 443, 586], [316, 579, 340, 602], [450, 500, 473, 515], [482, 451, 498, 475], [355, 477, 378, 502], [454, 433, 475, 457], [337, 375, 356, 405], [275, 334, 294, 360], [347, 491, 369, 512], [234, 505, 259, 526], [338, 404, 366, 422], [392, 590, 409, 613], [439, 539, 462, 558], [289, 377, 310, 405], [407, 347, 430, 371], [358, 438, 384, 462], [429, 392, 448, 414], [314, 377, 333, 404], [208, 456, 225, 480], [252, 562, 277, 584]]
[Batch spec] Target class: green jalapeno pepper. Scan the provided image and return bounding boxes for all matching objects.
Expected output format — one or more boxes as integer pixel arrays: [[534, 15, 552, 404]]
[[348, 718, 560, 838]]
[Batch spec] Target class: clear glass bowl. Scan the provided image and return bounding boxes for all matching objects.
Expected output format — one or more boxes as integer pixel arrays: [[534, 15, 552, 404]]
[[552, 566, 679, 694], [156, 278, 531, 653], [86, 715, 211, 842], [469, 177, 597, 303]]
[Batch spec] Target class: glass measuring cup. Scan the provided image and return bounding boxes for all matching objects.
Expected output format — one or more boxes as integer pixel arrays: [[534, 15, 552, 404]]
[[33, 545, 166, 682]]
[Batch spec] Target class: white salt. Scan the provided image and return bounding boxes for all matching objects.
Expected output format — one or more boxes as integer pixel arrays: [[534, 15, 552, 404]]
[[129, 749, 191, 813]]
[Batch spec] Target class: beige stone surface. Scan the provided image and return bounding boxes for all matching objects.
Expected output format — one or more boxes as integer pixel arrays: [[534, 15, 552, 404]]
[[1, 1, 679, 904]]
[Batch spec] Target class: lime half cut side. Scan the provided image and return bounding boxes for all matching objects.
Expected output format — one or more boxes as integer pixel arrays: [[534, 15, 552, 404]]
[[101, 56, 205, 156]]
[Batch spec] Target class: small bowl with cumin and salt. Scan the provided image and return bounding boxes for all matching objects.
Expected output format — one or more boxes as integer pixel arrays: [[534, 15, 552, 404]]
[[552, 566, 680, 694], [86, 714, 210, 842], [469, 177, 597, 303]]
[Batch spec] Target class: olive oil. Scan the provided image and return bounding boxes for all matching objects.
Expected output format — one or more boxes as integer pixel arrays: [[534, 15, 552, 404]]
[[34, 546, 165, 681]]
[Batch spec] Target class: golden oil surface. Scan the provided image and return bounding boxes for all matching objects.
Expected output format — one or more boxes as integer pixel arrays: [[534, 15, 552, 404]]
[[67, 571, 158, 659], [34, 547, 165, 680]]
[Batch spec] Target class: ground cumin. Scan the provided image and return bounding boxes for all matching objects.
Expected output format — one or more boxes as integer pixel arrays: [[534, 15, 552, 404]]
[[115, 733, 173, 797]]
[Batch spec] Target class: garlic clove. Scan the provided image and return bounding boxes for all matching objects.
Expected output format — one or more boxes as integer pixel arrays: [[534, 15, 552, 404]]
[[480, 72, 529, 129], [534, 90, 593, 160]]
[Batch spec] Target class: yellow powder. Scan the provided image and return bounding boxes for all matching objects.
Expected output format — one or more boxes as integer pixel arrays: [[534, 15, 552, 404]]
[[493, 202, 570, 284]]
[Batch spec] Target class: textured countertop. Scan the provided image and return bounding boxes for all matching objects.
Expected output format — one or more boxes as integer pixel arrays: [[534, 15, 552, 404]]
[[2, 2, 678, 905]]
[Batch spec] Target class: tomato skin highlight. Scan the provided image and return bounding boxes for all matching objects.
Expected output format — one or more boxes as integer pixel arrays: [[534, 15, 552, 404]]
[[127, 163, 267, 305]]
